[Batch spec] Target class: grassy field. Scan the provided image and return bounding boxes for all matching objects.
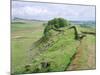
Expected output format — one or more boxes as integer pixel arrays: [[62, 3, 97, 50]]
[[67, 35, 96, 70], [11, 20, 96, 74], [11, 20, 45, 73]]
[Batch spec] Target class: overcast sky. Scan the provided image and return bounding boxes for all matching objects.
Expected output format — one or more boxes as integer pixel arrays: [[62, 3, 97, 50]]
[[12, 1, 95, 21]]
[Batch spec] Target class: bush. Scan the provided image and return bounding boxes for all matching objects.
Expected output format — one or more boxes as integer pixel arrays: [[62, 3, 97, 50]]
[[48, 18, 70, 28], [43, 18, 71, 36]]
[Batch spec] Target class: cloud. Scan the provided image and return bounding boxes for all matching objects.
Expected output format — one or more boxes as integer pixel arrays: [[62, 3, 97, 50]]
[[12, 6, 49, 18], [12, 1, 95, 21]]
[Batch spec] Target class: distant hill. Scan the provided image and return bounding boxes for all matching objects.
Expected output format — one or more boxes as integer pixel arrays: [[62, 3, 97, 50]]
[[71, 21, 96, 28], [12, 17, 47, 22], [12, 17, 95, 25], [71, 21, 95, 25]]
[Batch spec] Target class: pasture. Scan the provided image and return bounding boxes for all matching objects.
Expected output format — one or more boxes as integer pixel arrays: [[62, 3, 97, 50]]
[[11, 20, 96, 74], [11, 20, 45, 73]]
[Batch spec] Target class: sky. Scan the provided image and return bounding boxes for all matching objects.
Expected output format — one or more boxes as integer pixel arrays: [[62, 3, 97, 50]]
[[12, 1, 96, 21]]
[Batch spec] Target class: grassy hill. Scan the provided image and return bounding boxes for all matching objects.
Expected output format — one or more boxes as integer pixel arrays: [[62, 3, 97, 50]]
[[11, 19, 96, 74]]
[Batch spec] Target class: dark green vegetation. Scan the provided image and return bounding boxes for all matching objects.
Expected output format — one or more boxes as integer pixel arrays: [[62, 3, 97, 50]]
[[11, 18, 96, 74], [43, 18, 71, 36]]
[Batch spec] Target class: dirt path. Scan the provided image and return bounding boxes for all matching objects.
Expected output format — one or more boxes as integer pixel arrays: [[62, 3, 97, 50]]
[[67, 35, 96, 70]]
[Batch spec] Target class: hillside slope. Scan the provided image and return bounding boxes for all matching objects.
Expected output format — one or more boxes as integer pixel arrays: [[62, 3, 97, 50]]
[[14, 26, 81, 74], [12, 19, 95, 74]]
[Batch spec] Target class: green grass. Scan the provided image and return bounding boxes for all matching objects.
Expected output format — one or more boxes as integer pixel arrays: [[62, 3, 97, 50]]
[[32, 30, 78, 71], [11, 20, 96, 74], [12, 26, 79, 74], [11, 21, 44, 32], [77, 35, 95, 69], [11, 21, 45, 73]]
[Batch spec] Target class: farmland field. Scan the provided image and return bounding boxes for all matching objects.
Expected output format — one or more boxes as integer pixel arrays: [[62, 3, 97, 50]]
[[11, 20, 45, 73], [11, 20, 96, 74]]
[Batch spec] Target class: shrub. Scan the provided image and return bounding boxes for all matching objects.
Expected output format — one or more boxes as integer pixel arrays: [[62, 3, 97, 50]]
[[48, 18, 70, 28], [44, 18, 71, 36]]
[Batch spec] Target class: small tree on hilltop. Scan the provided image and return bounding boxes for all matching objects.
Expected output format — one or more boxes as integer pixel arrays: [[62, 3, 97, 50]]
[[44, 18, 71, 36], [48, 18, 71, 28]]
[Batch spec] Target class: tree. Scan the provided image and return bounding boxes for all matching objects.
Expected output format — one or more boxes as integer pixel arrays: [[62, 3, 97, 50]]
[[43, 18, 71, 36], [47, 18, 70, 28]]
